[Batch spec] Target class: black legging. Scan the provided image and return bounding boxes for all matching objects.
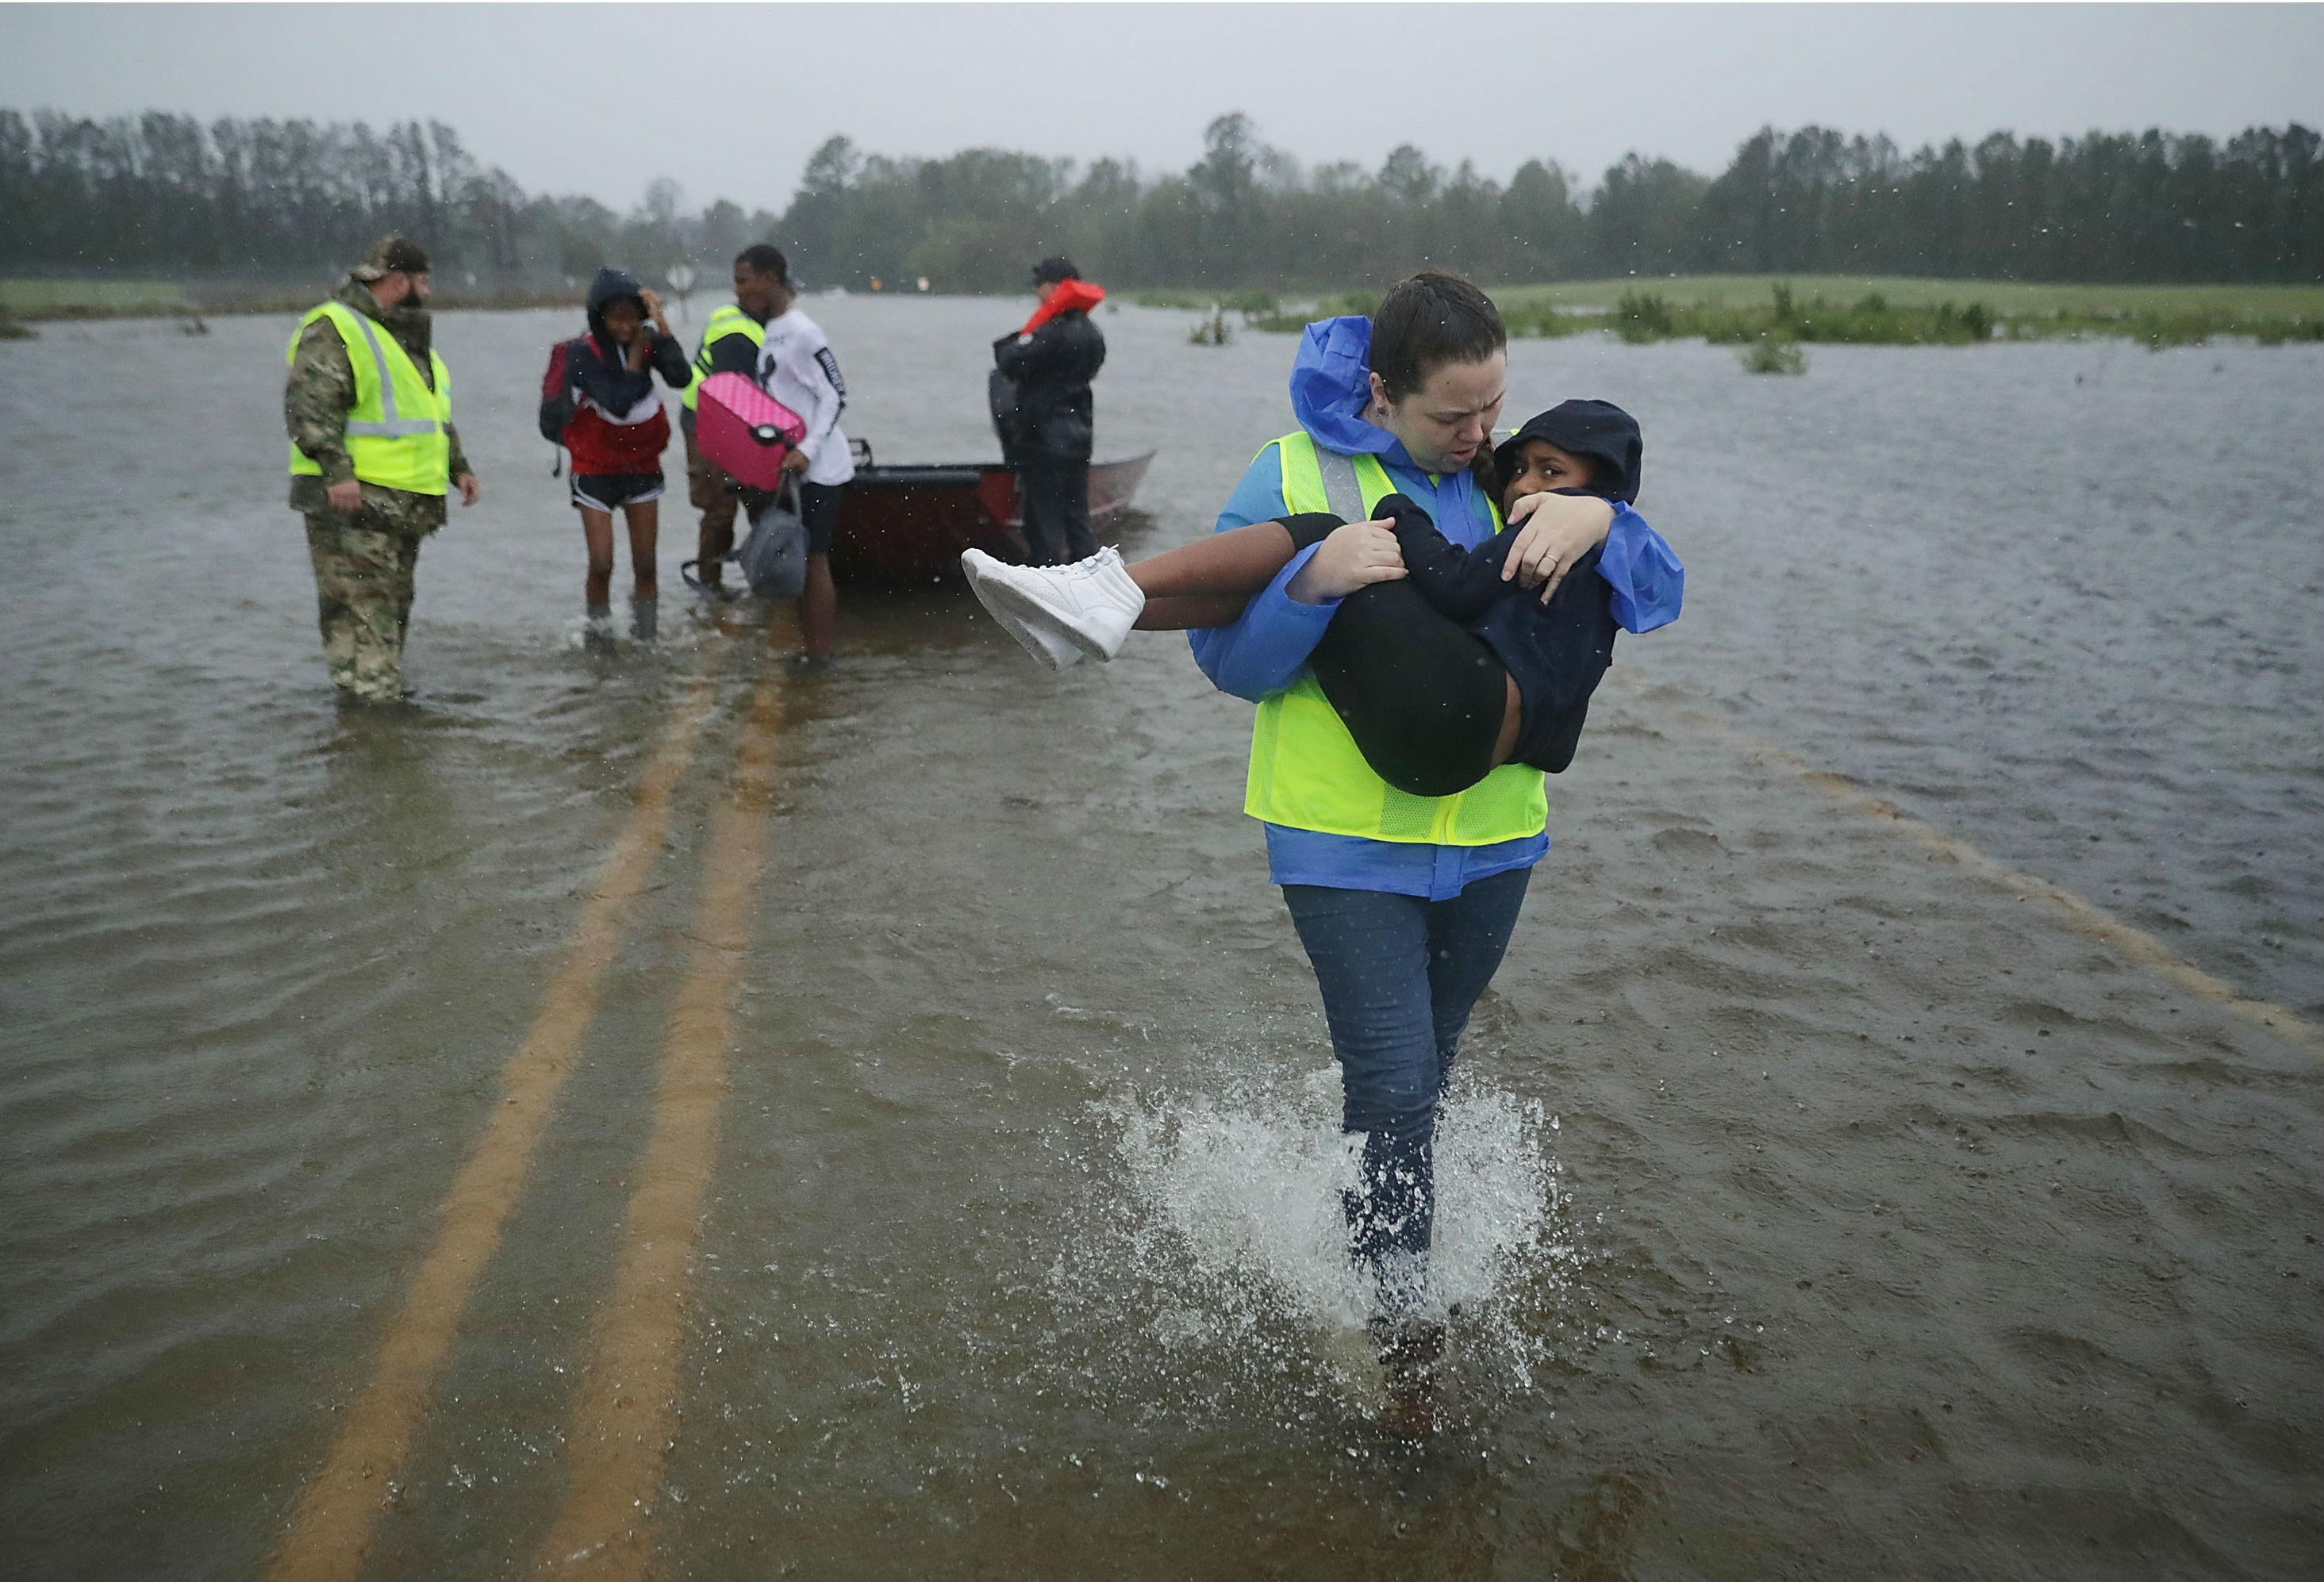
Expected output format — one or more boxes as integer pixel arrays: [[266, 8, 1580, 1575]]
[[1278, 513, 1506, 800]]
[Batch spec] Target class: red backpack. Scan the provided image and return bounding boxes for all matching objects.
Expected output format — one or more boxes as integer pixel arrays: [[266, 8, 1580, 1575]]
[[538, 336, 590, 476], [538, 336, 580, 445]]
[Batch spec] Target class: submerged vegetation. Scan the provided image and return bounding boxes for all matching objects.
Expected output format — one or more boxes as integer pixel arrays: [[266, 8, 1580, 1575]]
[[1233, 279, 2324, 351], [1585, 286, 1999, 346], [1738, 336, 1807, 374], [1245, 290, 1381, 333], [1186, 305, 1233, 347], [1566, 283, 2324, 349]]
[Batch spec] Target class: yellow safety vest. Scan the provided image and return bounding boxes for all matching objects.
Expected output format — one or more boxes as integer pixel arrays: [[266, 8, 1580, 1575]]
[[1243, 431, 1548, 845], [680, 302, 767, 411], [285, 301, 452, 497]]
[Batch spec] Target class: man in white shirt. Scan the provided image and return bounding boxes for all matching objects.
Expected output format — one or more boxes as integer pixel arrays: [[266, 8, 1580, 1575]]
[[751, 248, 855, 665]]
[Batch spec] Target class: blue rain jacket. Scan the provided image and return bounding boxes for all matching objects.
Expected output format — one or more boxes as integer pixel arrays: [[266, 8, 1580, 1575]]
[[1191, 316, 1684, 898]]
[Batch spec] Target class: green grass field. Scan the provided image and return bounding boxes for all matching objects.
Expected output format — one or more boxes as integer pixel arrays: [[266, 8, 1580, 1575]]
[[0, 278, 196, 316], [0, 277, 583, 321], [1239, 276, 2324, 348], [1485, 275, 2324, 317]]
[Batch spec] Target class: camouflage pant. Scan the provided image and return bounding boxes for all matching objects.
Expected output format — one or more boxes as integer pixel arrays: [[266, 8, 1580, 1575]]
[[685, 426, 773, 568], [685, 424, 742, 533], [302, 509, 428, 701]]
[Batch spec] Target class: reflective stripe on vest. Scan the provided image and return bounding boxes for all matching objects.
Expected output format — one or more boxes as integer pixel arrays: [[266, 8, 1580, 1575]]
[[1243, 431, 1547, 847], [680, 303, 767, 410], [285, 301, 452, 496]]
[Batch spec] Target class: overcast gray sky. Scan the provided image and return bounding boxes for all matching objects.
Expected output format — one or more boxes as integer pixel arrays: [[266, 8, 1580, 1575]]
[[5, 3, 2319, 214]]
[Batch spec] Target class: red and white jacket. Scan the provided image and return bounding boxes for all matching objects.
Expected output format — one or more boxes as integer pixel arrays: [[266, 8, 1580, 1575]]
[[551, 267, 693, 475]]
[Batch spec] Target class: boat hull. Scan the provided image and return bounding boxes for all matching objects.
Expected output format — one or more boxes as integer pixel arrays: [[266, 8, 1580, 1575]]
[[826, 451, 1154, 584]]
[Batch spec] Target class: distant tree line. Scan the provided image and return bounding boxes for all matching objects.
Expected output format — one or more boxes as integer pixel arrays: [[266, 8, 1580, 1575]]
[[779, 116, 2324, 290], [1681, 123, 2324, 282], [3, 107, 2318, 291], [0, 109, 777, 285]]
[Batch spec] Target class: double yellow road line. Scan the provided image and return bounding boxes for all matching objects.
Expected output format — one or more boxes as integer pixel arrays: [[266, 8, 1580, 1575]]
[[536, 675, 785, 1578], [271, 669, 786, 1582]]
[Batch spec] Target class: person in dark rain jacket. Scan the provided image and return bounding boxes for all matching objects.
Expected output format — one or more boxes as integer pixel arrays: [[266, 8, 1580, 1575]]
[[993, 255, 1107, 565]]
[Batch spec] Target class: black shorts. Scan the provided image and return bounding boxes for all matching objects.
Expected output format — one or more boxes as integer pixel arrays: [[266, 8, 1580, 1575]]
[[796, 480, 845, 555], [570, 472, 666, 513]]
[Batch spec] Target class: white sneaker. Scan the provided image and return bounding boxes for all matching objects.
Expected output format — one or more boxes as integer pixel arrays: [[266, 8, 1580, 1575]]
[[962, 546, 1146, 664], [962, 549, 1085, 671], [1020, 621, 1085, 671]]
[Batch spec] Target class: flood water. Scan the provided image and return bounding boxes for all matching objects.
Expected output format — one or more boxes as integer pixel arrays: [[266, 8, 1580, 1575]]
[[2, 300, 2320, 1579]]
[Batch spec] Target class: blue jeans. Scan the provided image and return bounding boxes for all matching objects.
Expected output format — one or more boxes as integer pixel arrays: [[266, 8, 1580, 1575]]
[[1281, 866, 1532, 1300]]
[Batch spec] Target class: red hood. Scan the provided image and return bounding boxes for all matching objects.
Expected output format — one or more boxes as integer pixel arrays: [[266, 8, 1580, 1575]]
[[1020, 278, 1105, 334]]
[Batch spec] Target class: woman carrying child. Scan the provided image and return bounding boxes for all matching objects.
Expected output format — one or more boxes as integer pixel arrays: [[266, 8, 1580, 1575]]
[[964, 273, 1682, 1432]]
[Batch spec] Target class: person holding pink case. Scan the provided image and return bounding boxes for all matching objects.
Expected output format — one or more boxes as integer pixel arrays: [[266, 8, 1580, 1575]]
[[742, 248, 855, 667], [679, 247, 793, 601]]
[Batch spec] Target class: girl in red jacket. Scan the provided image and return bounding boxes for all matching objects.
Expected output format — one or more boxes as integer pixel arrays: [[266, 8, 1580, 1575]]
[[555, 267, 692, 639]]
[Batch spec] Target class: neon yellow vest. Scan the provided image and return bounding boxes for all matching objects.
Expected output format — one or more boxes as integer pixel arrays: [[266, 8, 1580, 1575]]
[[285, 301, 452, 496], [1243, 432, 1548, 845], [680, 303, 767, 410]]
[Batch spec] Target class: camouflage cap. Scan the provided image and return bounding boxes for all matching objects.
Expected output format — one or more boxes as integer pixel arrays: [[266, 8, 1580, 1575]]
[[351, 235, 432, 282]]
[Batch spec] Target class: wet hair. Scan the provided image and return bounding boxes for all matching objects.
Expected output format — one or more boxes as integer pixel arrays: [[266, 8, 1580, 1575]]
[[1369, 271, 1506, 403], [735, 244, 790, 282]]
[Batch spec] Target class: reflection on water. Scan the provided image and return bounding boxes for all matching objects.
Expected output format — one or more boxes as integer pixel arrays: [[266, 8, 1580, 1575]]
[[1, 304, 2320, 1579]]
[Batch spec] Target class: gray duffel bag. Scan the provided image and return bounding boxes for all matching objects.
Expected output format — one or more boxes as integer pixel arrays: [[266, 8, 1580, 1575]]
[[732, 478, 809, 599]]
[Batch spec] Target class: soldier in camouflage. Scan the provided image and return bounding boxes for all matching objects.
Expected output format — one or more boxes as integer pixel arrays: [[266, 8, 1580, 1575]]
[[285, 236, 481, 702]]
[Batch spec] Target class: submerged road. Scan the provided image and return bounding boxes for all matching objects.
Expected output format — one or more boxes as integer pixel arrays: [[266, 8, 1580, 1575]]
[[534, 673, 783, 1580], [240, 648, 2320, 1580], [265, 661, 739, 1581]]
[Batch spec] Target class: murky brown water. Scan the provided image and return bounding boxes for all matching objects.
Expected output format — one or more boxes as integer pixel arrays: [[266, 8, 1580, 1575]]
[[2, 301, 2319, 1579]]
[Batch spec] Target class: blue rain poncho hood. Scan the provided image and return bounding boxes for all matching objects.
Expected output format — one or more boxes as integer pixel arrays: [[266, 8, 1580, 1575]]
[[1289, 315, 1413, 463]]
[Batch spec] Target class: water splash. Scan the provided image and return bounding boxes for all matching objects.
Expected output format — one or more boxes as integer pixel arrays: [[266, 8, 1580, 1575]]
[[1046, 1062, 1593, 1422]]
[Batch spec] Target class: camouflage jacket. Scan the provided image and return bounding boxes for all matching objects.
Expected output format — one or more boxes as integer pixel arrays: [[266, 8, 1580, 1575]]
[[286, 277, 472, 522]]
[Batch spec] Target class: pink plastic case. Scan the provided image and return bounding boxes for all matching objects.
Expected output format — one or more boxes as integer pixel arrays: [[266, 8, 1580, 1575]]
[[694, 372, 806, 490]]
